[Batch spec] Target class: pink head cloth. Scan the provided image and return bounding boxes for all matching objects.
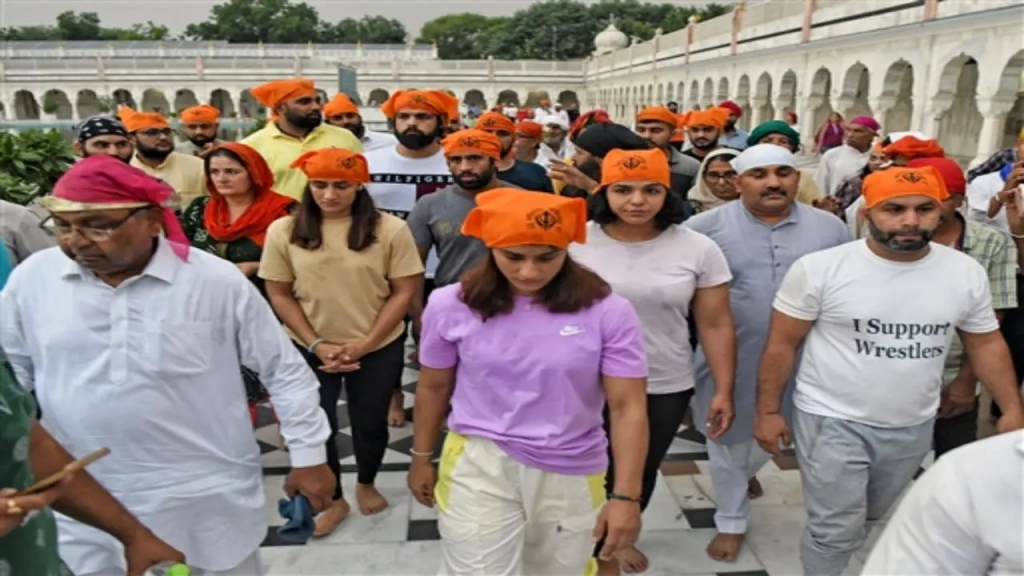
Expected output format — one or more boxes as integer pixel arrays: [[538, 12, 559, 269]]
[[50, 155, 191, 261], [850, 116, 881, 133]]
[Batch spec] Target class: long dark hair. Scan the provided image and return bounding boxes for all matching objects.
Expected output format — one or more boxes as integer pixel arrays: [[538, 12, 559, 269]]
[[460, 251, 610, 320], [588, 184, 688, 231], [289, 183, 380, 251]]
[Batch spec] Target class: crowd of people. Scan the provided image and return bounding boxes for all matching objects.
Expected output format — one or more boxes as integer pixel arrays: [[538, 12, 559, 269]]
[[0, 76, 1022, 576]]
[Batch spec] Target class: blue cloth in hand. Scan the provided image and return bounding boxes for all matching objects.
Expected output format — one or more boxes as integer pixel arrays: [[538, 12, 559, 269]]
[[276, 494, 315, 544]]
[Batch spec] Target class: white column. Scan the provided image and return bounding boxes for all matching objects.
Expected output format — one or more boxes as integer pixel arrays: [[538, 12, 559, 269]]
[[799, 95, 823, 145], [970, 96, 1016, 168], [773, 96, 790, 121], [751, 97, 769, 126], [868, 96, 895, 134], [924, 95, 953, 141]]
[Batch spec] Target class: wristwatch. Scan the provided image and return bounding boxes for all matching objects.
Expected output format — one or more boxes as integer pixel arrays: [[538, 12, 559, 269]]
[[607, 492, 642, 504]]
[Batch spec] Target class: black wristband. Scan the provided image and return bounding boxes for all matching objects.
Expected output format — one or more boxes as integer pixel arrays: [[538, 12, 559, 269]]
[[607, 492, 641, 503]]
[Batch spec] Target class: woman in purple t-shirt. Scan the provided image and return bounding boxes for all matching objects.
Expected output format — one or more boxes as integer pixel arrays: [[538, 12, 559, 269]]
[[407, 188, 650, 576]]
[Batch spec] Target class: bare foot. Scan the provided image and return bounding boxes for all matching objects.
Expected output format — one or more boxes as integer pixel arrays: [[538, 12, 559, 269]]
[[388, 391, 406, 428], [617, 546, 649, 573], [596, 558, 620, 576], [706, 532, 744, 562], [313, 499, 350, 537], [747, 476, 764, 500], [356, 483, 390, 515]]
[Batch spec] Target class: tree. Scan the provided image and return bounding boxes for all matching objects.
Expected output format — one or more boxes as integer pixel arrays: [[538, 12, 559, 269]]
[[417, 13, 504, 60], [0, 11, 168, 41], [55, 11, 103, 40], [321, 16, 408, 44], [184, 0, 321, 43]]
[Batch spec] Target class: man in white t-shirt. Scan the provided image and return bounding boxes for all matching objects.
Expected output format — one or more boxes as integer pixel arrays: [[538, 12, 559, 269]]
[[861, 430, 1024, 575], [755, 165, 1024, 576], [323, 92, 397, 153], [366, 89, 457, 427]]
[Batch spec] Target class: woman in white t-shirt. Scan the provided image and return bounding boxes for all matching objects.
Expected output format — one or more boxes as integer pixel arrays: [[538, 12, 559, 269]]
[[570, 148, 737, 573]]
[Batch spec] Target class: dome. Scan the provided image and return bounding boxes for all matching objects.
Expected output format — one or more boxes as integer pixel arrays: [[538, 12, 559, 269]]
[[594, 23, 628, 55]]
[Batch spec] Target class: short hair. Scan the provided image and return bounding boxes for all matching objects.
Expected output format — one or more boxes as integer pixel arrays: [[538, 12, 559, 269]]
[[588, 185, 688, 231]]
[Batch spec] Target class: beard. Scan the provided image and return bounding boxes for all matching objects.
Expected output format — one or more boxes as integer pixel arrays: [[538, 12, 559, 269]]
[[188, 134, 216, 148], [867, 218, 934, 253], [344, 121, 366, 139], [134, 142, 172, 161], [575, 157, 602, 181], [725, 120, 736, 132], [284, 109, 322, 130], [456, 168, 494, 191], [396, 127, 437, 150], [692, 135, 718, 151]]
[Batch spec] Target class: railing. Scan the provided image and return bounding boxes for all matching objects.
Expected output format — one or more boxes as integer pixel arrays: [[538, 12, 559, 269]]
[[1, 41, 437, 61]]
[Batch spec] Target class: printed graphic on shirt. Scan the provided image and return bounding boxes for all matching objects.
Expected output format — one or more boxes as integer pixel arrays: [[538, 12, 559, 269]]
[[851, 318, 952, 360], [370, 174, 454, 220]]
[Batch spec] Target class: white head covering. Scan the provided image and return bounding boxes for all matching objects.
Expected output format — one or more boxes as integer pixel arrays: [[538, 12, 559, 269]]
[[731, 143, 797, 175], [537, 114, 569, 131], [887, 131, 933, 143]]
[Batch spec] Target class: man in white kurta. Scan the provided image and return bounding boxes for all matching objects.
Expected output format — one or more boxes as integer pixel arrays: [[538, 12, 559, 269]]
[[814, 115, 879, 196], [0, 155, 334, 576]]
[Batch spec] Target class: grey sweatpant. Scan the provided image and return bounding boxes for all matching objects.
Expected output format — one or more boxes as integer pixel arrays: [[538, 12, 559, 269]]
[[793, 408, 933, 576]]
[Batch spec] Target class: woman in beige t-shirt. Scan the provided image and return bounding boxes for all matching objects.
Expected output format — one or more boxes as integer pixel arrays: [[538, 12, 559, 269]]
[[259, 148, 424, 536]]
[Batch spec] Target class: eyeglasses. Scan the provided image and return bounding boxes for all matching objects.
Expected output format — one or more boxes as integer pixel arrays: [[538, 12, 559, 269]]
[[138, 128, 174, 139], [42, 207, 149, 242], [704, 172, 738, 183]]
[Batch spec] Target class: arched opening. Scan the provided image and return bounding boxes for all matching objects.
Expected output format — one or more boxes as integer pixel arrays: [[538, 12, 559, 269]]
[[41, 89, 74, 120], [996, 50, 1024, 150], [0, 102, 6, 121], [141, 89, 170, 115], [557, 90, 580, 110], [368, 88, 391, 107], [755, 72, 774, 125], [717, 77, 730, 104], [840, 63, 872, 118], [76, 90, 101, 119], [881, 60, 914, 133], [524, 91, 549, 108], [13, 91, 40, 120], [463, 89, 486, 110], [112, 89, 136, 109], [210, 89, 236, 119], [238, 90, 264, 119], [701, 78, 714, 107], [778, 70, 798, 118], [810, 67, 834, 134], [496, 89, 519, 108], [173, 89, 200, 114], [656, 84, 664, 105], [666, 82, 675, 105], [316, 89, 329, 106], [736, 75, 752, 130], [936, 57, 982, 166], [688, 81, 700, 109]]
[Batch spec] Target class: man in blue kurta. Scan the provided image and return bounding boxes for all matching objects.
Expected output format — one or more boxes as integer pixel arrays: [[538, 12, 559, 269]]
[[686, 144, 850, 562]]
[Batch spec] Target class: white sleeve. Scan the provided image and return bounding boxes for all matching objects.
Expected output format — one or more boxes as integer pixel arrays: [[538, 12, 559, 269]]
[[957, 263, 1000, 334], [233, 276, 329, 467], [814, 156, 831, 196], [772, 257, 822, 321], [861, 459, 992, 575], [0, 271, 34, 391]]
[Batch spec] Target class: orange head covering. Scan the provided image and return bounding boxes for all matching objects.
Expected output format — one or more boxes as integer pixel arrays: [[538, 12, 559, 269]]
[[289, 148, 370, 183], [636, 106, 679, 127], [203, 142, 295, 247], [599, 149, 671, 190], [883, 136, 945, 161], [118, 106, 169, 133], [323, 93, 359, 117], [862, 166, 949, 209], [477, 112, 516, 134], [462, 189, 587, 249], [516, 120, 543, 139], [686, 107, 730, 130], [250, 79, 318, 109], [180, 104, 220, 124], [442, 129, 502, 160], [380, 90, 459, 123], [446, 97, 461, 125], [671, 112, 691, 143]]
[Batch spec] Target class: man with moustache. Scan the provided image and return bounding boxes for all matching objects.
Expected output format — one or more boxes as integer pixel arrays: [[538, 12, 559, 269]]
[[683, 107, 731, 162], [756, 165, 1024, 576], [175, 104, 224, 156], [121, 107, 206, 211], [74, 115, 134, 163], [364, 89, 459, 427], [241, 78, 362, 201], [686, 145, 850, 563], [323, 92, 397, 152], [634, 106, 701, 198], [550, 122, 650, 198], [476, 111, 552, 192], [717, 101, 750, 151], [514, 120, 544, 165], [815, 116, 880, 196], [536, 114, 575, 164]]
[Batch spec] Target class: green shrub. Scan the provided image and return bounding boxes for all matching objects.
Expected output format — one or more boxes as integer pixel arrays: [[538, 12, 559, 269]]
[[0, 129, 76, 205]]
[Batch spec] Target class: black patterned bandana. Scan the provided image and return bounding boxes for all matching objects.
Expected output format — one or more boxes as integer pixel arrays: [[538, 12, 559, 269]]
[[76, 115, 128, 143]]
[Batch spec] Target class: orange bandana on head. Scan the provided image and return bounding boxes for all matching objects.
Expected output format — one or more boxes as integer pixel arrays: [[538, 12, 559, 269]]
[[636, 106, 679, 127], [686, 107, 730, 130], [462, 189, 587, 249], [442, 129, 502, 160], [180, 104, 220, 124], [290, 148, 370, 183], [600, 149, 671, 190], [118, 106, 169, 133], [323, 93, 359, 117], [380, 90, 459, 123], [477, 112, 516, 134], [862, 166, 949, 209], [516, 120, 543, 139], [250, 79, 318, 109], [883, 137, 945, 161]]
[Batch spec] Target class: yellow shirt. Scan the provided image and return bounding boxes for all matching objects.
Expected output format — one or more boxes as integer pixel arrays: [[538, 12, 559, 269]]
[[130, 152, 207, 210], [796, 170, 824, 205], [258, 213, 424, 350], [241, 123, 363, 201]]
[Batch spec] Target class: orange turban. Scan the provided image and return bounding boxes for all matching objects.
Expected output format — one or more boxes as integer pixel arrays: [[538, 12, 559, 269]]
[[636, 106, 678, 127], [180, 104, 220, 124], [862, 166, 949, 209], [672, 112, 691, 143], [462, 188, 587, 249], [381, 90, 459, 122], [250, 79, 317, 109], [883, 136, 945, 161], [289, 148, 370, 183], [686, 107, 730, 130], [118, 106, 169, 133], [446, 98, 461, 124], [477, 112, 516, 134], [323, 93, 359, 117], [600, 149, 671, 190], [516, 120, 543, 139], [442, 129, 502, 160]]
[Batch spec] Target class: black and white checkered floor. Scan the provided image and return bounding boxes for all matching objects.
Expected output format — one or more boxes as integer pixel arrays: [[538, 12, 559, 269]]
[[255, 349, 887, 575]]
